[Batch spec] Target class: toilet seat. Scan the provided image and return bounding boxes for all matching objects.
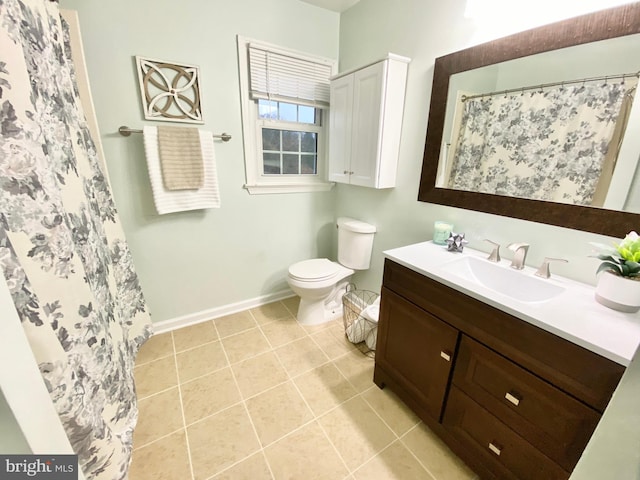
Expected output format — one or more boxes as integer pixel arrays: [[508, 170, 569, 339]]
[[288, 258, 340, 282]]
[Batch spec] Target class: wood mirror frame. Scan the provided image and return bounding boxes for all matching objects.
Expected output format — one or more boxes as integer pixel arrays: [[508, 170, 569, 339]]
[[418, 3, 640, 238]]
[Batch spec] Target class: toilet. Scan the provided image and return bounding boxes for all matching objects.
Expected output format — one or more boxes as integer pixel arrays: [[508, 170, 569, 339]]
[[287, 217, 377, 325]]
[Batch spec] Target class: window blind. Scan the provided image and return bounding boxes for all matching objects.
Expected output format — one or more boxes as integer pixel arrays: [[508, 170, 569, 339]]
[[248, 44, 332, 108]]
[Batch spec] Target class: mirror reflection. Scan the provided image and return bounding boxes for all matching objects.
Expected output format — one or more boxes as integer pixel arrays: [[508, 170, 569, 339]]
[[436, 34, 640, 212]]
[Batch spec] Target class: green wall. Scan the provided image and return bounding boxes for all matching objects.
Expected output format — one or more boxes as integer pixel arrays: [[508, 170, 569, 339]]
[[336, 0, 623, 293], [59, 0, 627, 324], [60, 0, 340, 323]]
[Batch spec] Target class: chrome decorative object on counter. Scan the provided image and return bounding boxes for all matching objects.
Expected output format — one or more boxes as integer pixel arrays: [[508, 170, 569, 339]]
[[446, 232, 468, 252]]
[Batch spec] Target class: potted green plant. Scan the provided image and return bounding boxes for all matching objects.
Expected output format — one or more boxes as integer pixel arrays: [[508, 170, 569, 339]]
[[592, 231, 640, 313]]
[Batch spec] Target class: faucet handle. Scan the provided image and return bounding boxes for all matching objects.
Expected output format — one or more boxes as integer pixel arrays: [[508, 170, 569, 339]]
[[483, 239, 501, 262], [535, 257, 568, 279]]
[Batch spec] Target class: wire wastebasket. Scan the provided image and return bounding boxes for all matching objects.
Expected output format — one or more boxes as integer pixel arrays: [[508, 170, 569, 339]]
[[342, 284, 380, 356]]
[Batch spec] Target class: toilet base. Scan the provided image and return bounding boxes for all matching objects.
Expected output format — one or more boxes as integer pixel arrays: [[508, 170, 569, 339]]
[[295, 281, 350, 325]]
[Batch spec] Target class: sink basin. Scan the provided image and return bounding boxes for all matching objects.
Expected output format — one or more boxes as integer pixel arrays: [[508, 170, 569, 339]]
[[439, 256, 566, 303]]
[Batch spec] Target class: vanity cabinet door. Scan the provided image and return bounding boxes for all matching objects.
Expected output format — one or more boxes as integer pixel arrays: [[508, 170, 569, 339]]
[[376, 287, 459, 421]]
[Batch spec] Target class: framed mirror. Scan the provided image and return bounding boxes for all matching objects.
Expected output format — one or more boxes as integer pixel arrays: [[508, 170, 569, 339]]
[[418, 3, 640, 237]]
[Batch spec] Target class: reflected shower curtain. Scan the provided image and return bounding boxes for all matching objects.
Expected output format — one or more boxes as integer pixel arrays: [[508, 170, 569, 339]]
[[447, 79, 637, 205], [0, 1, 151, 479]]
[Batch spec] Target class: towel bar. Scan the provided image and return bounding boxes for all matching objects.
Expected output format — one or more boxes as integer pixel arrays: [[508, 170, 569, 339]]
[[118, 125, 231, 142]]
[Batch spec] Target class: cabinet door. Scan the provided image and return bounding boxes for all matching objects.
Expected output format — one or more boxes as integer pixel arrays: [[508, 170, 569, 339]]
[[328, 74, 353, 184], [350, 61, 385, 187], [376, 287, 459, 420]]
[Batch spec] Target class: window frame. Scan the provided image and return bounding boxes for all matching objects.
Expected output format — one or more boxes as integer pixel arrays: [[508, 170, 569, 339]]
[[237, 35, 337, 194]]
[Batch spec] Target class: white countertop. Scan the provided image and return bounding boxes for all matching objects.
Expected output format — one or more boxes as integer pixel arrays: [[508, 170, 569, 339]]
[[384, 241, 640, 366]]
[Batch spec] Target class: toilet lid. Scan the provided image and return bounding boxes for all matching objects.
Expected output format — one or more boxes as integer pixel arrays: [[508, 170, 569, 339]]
[[289, 259, 339, 281]]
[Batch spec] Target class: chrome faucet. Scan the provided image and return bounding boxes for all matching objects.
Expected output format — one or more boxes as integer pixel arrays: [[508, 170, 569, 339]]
[[507, 243, 530, 270], [535, 257, 568, 279]]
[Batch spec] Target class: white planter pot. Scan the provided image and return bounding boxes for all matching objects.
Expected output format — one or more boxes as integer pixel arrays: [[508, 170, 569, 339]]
[[595, 271, 640, 313]]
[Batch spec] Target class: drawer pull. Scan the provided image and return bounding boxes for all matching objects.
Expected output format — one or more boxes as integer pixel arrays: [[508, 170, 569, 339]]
[[440, 351, 451, 362], [505, 391, 520, 406], [488, 442, 502, 456]]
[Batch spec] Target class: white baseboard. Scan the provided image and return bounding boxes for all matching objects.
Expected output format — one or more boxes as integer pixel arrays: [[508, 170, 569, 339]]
[[152, 289, 296, 334]]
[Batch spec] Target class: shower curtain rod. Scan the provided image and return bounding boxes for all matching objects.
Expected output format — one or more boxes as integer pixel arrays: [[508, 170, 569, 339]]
[[118, 125, 232, 142], [460, 70, 640, 102]]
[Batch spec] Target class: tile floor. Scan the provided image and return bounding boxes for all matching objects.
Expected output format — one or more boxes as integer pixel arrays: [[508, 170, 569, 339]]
[[130, 297, 478, 480]]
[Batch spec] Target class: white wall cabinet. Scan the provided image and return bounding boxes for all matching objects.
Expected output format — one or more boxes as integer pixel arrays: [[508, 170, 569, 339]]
[[329, 54, 410, 188]]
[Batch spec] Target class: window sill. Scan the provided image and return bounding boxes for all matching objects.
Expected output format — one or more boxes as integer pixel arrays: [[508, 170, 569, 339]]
[[243, 182, 335, 195]]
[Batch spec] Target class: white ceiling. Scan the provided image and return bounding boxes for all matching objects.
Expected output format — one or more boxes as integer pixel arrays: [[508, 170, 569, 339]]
[[298, 0, 361, 12]]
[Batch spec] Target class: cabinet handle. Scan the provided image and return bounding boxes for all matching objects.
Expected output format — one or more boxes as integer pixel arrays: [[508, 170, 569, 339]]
[[343, 170, 349, 174], [440, 351, 451, 362], [505, 391, 520, 406], [349, 171, 355, 175], [488, 442, 502, 456]]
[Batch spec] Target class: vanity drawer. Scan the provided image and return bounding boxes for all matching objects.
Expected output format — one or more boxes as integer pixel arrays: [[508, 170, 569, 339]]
[[443, 386, 568, 480], [453, 336, 600, 471]]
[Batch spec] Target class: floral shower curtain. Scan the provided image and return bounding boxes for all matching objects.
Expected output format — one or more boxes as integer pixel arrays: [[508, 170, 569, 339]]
[[447, 78, 638, 206], [0, 0, 151, 479]]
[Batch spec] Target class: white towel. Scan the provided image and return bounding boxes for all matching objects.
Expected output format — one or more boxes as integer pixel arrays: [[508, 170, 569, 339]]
[[143, 126, 220, 214]]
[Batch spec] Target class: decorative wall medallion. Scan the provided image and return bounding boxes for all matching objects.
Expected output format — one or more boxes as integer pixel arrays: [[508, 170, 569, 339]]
[[135, 56, 203, 123]]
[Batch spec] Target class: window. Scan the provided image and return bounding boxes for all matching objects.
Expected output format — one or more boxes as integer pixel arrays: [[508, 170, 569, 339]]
[[237, 36, 337, 194]]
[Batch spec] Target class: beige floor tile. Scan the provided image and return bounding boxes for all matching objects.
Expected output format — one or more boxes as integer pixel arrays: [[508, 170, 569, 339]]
[[301, 320, 335, 334], [232, 351, 289, 399], [181, 367, 241, 424], [251, 301, 292, 325], [318, 396, 396, 471], [221, 327, 271, 364], [214, 311, 257, 338], [129, 430, 191, 480], [188, 404, 261, 480], [354, 440, 435, 480], [172, 321, 218, 352], [293, 363, 357, 416], [245, 381, 314, 446], [402, 423, 476, 480], [133, 387, 183, 448], [134, 355, 178, 399], [136, 332, 174, 365], [264, 421, 348, 480], [333, 350, 375, 392], [328, 317, 350, 340], [259, 316, 307, 348], [312, 328, 356, 359], [362, 386, 420, 437], [176, 340, 228, 383], [274, 336, 329, 377], [212, 452, 273, 479], [281, 295, 300, 316]]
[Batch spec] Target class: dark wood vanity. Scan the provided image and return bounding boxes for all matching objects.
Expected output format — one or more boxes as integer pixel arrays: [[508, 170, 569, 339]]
[[374, 259, 625, 480]]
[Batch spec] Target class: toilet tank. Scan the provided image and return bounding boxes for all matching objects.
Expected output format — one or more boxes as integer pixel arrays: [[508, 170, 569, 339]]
[[337, 217, 377, 270]]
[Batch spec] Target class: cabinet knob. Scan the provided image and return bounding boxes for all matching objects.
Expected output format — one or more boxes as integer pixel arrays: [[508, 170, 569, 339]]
[[488, 442, 502, 456], [505, 391, 521, 406], [343, 170, 349, 174], [440, 351, 451, 362]]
